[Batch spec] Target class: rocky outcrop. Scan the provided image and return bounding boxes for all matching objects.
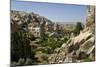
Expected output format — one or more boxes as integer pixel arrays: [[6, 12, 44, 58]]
[[11, 10, 65, 38], [86, 5, 95, 27], [11, 10, 54, 34], [48, 30, 95, 63], [48, 5, 95, 64]]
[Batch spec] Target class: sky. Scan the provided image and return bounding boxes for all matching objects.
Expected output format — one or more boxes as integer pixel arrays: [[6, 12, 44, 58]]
[[11, 0, 87, 23]]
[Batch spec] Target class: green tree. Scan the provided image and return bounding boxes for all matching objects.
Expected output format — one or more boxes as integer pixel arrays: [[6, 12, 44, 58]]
[[73, 22, 83, 36], [11, 31, 31, 62]]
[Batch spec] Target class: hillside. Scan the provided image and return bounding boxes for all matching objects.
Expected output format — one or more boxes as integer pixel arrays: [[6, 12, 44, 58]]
[[11, 10, 53, 33], [48, 5, 95, 63]]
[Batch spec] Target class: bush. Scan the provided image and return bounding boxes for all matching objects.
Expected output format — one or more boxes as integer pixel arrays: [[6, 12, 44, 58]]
[[11, 62, 17, 67], [25, 58, 32, 65], [28, 32, 36, 41], [17, 58, 25, 65], [35, 51, 48, 63]]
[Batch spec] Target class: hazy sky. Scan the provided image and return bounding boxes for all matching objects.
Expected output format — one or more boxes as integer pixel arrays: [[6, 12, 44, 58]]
[[11, 0, 87, 23]]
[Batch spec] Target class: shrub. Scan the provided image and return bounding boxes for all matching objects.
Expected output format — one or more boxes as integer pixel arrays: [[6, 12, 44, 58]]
[[17, 58, 25, 65], [25, 58, 32, 65]]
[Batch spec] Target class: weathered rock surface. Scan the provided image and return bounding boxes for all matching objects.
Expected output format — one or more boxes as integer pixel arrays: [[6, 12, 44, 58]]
[[11, 10, 54, 33], [48, 30, 95, 63], [11, 10, 64, 38], [86, 5, 95, 27], [48, 5, 95, 64]]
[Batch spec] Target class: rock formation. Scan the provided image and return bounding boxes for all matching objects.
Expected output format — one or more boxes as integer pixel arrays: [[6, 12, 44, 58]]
[[86, 5, 95, 27], [11, 10, 66, 38], [11, 10, 54, 37], [48, 5, 95, 64]]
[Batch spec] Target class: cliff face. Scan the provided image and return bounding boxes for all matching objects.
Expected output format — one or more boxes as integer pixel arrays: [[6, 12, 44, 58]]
[[11, 10, 53, 34], [48, 5, 95, 63]]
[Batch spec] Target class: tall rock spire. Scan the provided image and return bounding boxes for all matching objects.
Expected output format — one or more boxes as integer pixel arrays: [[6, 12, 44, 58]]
[[86, 5, 95, 27]]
